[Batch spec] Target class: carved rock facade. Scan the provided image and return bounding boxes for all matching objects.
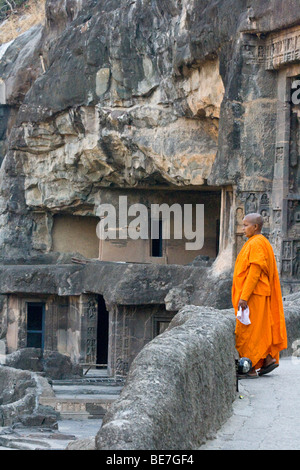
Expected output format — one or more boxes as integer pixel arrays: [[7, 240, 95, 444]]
[[0, 1, 300, 375]]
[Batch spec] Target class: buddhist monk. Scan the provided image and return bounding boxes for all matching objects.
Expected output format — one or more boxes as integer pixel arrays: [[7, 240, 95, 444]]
[[232, 213, 288, 378]]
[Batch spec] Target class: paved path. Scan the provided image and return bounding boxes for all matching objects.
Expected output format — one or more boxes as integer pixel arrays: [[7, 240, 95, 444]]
[[199, 357, 300, 450]]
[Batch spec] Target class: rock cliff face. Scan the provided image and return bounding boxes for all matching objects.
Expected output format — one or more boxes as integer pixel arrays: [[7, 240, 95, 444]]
[[0, 1, 300, 272], [1, 3, 300, 445], [0, 0, 242, 260], [1, 0, 300, 401]]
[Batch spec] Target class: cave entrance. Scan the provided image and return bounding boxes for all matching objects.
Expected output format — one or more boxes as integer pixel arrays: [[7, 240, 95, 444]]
[[96, 295, 109, 366]]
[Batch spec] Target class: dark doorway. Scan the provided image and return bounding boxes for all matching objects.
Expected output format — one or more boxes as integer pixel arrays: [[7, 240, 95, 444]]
[[156, 320, 170, 336], [27, 302, 45, 350], [97, 295, 109, 366], [151, 218, 163, 257]]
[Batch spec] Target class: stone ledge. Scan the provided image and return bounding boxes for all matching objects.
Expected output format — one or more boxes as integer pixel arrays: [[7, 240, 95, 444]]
[[39, 396, 116, 420], [0, 262, 233, 309], [95, 305, 237, 450]]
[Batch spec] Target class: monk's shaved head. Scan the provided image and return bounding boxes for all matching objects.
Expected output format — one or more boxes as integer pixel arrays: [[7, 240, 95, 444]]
[[244, 213, 263, 230]]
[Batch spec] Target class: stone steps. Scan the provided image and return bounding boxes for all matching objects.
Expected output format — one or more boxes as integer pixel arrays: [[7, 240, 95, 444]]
[[40, 369, 123, 420], [0, 370, 121, 449], [51, 377, 124, 386], [40, 396, 117, 420]]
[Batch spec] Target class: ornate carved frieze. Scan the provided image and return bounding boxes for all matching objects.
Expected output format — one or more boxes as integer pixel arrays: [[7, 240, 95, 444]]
[[264, 27, 300, 70], [287, 199, 300, 237], [244, 26, 300, 70]]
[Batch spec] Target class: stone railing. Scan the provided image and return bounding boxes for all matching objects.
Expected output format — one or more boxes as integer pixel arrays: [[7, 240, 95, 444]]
[[95, 305, 237, 450]]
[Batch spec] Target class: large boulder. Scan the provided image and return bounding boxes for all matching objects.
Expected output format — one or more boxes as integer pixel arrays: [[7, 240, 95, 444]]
[[0, 366, 59, 427], [2, 347, 43, 372], [42, 350, 83, 380], [2, 348, 83, 380]]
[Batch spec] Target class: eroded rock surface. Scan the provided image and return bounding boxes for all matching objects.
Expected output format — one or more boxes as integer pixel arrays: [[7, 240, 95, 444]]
[[0, 0, 240, 260], [95, 305, 236, 450], [2, 348, 83, 380], [0, 1, 299, 269], [0, 366, 58, 427]]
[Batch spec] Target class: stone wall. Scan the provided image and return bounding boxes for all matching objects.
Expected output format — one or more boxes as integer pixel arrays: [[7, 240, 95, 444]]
[[282, 292, 300, 357], [96, 305, 237, 450], [109, 304, 175, 377], [93, 297, 298, 450], [0, 262, 233, 376], [3, 292, 102, 365]]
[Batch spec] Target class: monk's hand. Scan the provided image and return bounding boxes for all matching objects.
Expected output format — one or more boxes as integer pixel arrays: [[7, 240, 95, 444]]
[[238, 299, 248, 310]]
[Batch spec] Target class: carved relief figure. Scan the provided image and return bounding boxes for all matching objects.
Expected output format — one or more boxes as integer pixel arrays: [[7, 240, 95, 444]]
[[288, 201, 300, 232], [261, 193, 270, 206], [274, 210, 281, 225], [293, 249, 300, 278], [282, 260, 292, 275], [261, 209, 270, 225], [236, 207, 244, 233], [246, 193, 258, 213], [283, 241, 292, 259]]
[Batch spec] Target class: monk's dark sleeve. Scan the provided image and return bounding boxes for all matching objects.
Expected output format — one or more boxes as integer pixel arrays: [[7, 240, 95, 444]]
[[241, 264, 262, 302]]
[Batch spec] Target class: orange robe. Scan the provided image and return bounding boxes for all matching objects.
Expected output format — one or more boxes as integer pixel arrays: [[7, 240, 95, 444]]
[[232, 234, 287, 369]]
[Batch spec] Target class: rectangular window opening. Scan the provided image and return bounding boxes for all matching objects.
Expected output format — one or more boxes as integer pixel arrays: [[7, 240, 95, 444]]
[[151, 218, 163, 257], [26, 302, 45, 350]]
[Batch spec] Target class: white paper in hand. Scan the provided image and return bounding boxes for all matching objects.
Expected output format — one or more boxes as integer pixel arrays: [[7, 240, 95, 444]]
[[237, 306, 251, 325]]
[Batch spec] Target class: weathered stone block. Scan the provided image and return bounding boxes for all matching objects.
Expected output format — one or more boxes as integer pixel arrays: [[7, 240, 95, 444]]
[[3, 348, 83, 380], [96, 305, 237, 450], [0, 366, 59, 427]]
